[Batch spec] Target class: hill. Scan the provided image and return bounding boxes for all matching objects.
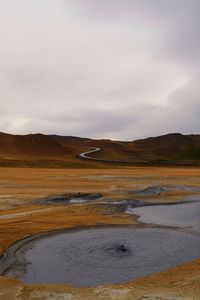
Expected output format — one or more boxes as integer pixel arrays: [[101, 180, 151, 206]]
[[0, 132, 71, 159], [0, 132, 199, 167], [52, 133, 200, 164], [131, 133, 200, 162], [0, 132, 91, 167]]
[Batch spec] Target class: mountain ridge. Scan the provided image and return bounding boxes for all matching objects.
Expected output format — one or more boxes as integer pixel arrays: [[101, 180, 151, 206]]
[[0, 132, 199, 167]]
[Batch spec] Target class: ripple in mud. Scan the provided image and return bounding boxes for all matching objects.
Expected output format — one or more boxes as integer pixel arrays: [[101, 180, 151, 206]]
[[3, 227, 200, 287]]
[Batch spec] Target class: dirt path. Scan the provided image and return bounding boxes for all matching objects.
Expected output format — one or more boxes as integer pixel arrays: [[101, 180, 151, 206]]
[[0, 208, 52, 220]]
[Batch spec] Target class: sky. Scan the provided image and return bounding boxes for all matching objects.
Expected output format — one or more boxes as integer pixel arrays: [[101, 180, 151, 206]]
[[0, 0, 199, 140]]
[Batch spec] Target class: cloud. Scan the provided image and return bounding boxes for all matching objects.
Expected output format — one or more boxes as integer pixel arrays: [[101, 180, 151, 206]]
[[0, 0, 199, 139]]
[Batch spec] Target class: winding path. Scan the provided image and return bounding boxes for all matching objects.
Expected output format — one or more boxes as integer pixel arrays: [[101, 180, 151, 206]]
[[78, 147, 101, 160], [78, 147, 144, 164], [78, 147, 122, 163], [0, 208, 52, 220]]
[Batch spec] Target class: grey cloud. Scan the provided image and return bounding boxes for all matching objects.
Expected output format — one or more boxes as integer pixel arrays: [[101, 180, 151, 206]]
[[0, 0, 199, 139], [133, 0, 200, 68], [129, 80, 200, 139]]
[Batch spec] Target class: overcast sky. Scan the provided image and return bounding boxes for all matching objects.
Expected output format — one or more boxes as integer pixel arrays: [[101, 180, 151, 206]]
[[0, 0, 199, 140]]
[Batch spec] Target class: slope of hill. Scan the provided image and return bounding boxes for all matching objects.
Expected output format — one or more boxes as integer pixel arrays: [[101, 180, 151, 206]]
[[50, 136, 144, 162], [0, 132, 199, 167], [130, 133, 200, 162], [0, 132, 92, 167], [50, 133, 200, 164], [49, 135, 91, 146], [0, 132, 72, 160]]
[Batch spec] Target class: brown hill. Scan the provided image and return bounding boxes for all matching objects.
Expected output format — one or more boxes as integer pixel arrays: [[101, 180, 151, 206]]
[[0, 132, 73, 160], [50, 136, 141, 162], [130, 133, 200, 162], [0, 132, 93, 168], [42, 133, 200, 164], [0, 132, 106, 167], [0, 132, 199, 167], [50, 135, 91, 147]]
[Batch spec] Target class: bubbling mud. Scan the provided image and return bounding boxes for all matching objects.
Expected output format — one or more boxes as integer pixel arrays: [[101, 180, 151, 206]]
[[3, 226, 200, 287]]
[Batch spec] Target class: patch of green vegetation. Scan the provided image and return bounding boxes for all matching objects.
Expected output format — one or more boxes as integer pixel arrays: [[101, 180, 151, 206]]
[[177, 145, 200, 160]]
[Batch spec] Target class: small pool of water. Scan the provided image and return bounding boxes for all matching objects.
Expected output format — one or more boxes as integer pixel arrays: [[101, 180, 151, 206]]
[[4, 227, 200, 287]]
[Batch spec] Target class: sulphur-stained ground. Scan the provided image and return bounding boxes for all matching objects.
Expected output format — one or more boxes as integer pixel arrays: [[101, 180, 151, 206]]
[[0, 167, 200, 299]]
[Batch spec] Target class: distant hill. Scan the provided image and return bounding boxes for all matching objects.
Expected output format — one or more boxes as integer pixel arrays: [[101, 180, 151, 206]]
[[0, 132, 199, 167], [0, 132, 90, 167], [131, 133, 200, 162], [0, 132, 71, 159], [51, 133, 200, 164], [49, 135, 91, 146]]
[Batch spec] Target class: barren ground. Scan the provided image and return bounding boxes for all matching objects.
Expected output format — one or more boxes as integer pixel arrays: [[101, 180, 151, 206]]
[[0, 167, 200, 299]]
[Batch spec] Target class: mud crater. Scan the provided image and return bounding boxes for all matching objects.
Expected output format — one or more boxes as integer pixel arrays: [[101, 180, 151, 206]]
[[2, 227, 200, 287], [40, 193, 102, 205]]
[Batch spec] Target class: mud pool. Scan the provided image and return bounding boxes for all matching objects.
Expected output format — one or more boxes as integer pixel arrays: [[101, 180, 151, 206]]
[[126, 201, 200, 232], [1, 185, 200, 287], [2, 226, 200, 287]]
